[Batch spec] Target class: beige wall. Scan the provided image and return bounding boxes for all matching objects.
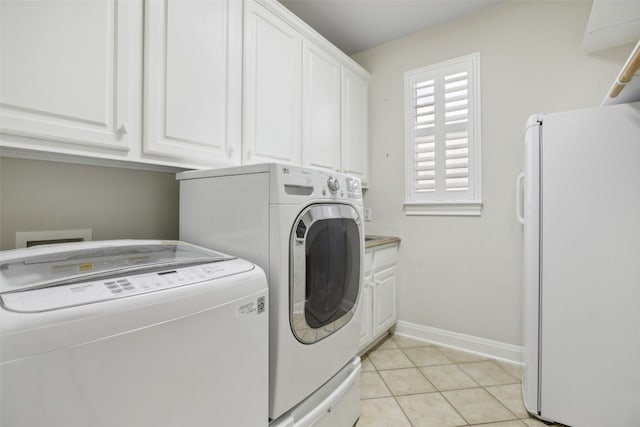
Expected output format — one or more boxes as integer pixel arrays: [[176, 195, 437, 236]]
[[353, 1, 633, 346], [0, 157, 179, 250]]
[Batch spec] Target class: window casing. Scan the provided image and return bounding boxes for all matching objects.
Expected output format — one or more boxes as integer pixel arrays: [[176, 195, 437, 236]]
[[404, 53, 482, 216]]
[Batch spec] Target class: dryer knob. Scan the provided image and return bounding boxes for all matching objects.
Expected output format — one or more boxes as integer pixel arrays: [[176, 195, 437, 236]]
[[327, 176, 340, 194]]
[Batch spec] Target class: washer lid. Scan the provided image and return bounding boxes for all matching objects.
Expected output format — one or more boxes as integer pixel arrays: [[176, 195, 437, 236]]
[[0, 240, 234, 294]]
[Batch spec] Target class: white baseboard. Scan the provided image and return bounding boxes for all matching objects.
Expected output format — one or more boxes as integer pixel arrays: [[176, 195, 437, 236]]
[[394, 321, 524, 365]]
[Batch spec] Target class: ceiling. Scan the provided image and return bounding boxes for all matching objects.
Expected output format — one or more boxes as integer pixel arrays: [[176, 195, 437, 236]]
[[278, 0, 503, 55]]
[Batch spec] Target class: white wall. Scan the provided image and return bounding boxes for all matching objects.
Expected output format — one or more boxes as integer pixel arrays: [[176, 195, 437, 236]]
[[353, 0, 633, 346], [0, 157, 179, 250]]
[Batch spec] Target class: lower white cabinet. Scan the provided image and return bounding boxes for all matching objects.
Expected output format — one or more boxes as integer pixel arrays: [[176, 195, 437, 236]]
[[358, 274, 373, 348], [372, 265, 397, 338], [358, 242, 399, 353]]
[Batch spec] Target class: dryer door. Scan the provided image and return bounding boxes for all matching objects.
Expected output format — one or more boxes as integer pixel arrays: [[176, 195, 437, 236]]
[[290, 204, 362, 344]]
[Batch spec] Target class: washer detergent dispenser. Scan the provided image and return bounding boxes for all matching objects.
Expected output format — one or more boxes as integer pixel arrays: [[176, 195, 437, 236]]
[[0, 240, 269, 427]]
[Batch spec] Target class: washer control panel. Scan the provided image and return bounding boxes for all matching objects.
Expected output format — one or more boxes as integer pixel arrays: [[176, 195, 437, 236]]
[[1, 262, 247, 313]]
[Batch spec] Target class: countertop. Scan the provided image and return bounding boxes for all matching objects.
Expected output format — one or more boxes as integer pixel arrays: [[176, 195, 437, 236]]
[[365, 235, 401, 249]]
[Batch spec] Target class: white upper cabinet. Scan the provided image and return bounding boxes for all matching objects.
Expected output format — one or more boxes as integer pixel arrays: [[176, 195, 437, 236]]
[[144, 0, 242, 167], [302, 41, 341, 171], [0, 0, 134, 155], [243, 0, 302, 165], [301, 40, 370, 185], [341, 66, 369, 185], [243, 0, 369, 181], [0, 0, 368, 175]]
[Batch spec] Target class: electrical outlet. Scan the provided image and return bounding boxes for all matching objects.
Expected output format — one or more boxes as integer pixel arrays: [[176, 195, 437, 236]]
[[363, 208, 373, 221]]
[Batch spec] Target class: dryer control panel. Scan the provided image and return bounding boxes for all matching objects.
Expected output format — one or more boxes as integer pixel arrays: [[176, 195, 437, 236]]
[[275, 164, 363, 204]]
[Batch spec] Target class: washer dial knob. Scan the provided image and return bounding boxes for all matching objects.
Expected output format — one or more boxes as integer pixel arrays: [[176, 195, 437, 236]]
[[327, 176, 340, 194]]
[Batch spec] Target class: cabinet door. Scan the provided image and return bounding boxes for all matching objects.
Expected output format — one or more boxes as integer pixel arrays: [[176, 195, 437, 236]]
[[0, 0, 133, 154], [302, 41, 341, 171], [243, 0, 301, 165], [341, 66, 369, 185], [372, 265, 397, 337], [144, 0, 241, 166], [357, 275, 373, 351]]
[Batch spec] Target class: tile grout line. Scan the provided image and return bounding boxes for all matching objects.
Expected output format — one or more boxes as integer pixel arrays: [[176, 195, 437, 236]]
[[365, 344, 416, 427], [440, 363, 523, 426], [436, 345, 525, 424], [366, 340, 465, 426], [361, 335, 532, 427], [371, 338, 431, 426], [393, 343, 428, 427], [398, 345, 472, 427]]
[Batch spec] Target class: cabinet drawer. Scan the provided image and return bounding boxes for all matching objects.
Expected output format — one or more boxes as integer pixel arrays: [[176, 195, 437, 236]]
[[372, 244, 398, 271]]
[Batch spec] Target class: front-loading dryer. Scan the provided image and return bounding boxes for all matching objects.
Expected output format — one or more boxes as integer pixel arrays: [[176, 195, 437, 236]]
[[178, 164, 363, 423], [0, 240, 268, 427]]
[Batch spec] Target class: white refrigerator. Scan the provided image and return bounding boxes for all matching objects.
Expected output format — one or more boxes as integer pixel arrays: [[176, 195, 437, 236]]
[[518, 102, 640, 427]]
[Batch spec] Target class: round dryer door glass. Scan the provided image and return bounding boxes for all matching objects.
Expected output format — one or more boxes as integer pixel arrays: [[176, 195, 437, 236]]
[[290, 204, 362, 344]]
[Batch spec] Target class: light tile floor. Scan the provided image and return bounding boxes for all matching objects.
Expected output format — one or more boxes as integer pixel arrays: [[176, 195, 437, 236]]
[[357, 334, 549, 427]]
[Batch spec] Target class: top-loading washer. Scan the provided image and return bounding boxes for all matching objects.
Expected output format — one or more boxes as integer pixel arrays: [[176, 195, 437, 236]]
[[0, 240, 268, 427], [178, 163, 364, 423]]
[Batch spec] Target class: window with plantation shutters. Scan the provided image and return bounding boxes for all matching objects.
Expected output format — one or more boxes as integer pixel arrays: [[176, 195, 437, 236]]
[[404, 53, 482, 216]]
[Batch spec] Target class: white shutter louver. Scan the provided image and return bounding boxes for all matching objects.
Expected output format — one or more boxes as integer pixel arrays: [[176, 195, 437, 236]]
[[415, 134, 435, 191], [413, 78, 436, 192], [444, 71, 469, 192], [445, 130, 469, 191], [405, 53, 481, 214], [415, 79, 435, 130]]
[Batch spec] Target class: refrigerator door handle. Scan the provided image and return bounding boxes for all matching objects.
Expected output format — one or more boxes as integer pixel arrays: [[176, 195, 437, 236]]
[[516, 172, 525, 224]]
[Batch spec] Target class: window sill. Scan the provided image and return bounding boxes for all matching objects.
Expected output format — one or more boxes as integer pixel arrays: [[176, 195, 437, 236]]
[[403, 201, 482, 216]]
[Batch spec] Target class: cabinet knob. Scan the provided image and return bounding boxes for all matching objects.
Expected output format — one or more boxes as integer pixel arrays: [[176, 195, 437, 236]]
[[227, 147, 234, 158], [118, 122, 129, 135]]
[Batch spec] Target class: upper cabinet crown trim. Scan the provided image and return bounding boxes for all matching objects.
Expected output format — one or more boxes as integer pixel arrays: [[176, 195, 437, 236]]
[[254, 0, 370, 79]]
